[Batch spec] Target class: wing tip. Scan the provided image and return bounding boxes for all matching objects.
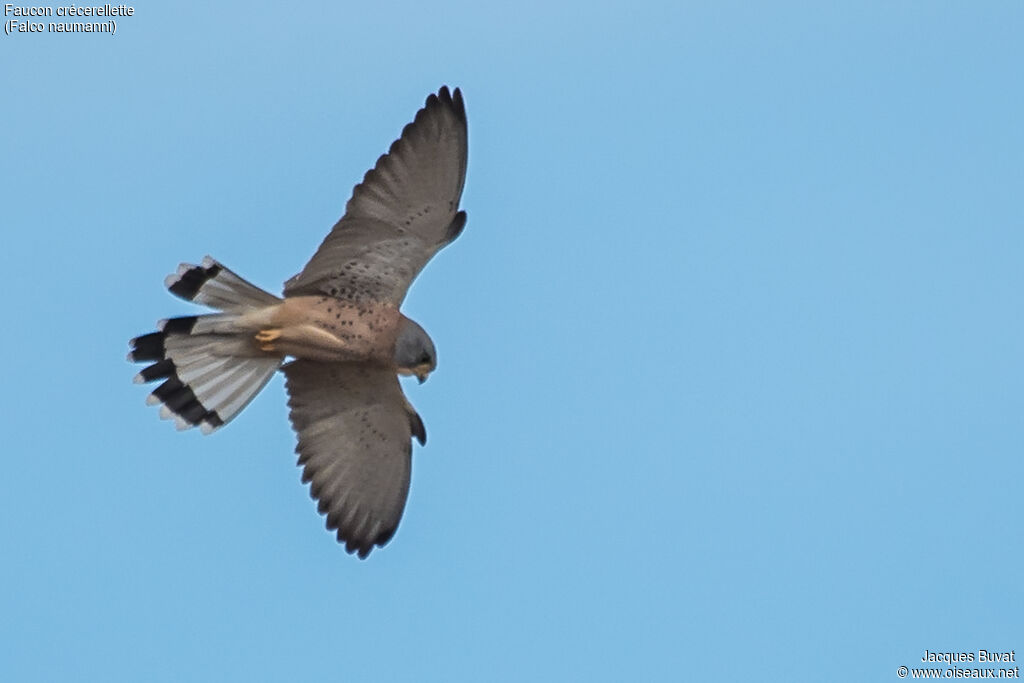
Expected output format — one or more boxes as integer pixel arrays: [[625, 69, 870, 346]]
[[444, 210, 467, 246], [340, 527, 397, 560], [432, 85, 466, 123], [332, 523, 388, 561], [321, 504, 399, 560], [409, 411, 426, 446]]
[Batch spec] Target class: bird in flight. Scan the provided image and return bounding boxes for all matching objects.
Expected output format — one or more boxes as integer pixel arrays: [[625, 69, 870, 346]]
[[128, 86, 468, 558]]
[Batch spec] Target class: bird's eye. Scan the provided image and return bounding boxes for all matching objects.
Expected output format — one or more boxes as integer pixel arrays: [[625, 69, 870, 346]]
[[419, 353, 431, 364]]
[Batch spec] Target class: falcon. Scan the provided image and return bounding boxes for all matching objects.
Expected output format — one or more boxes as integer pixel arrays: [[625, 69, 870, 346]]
[[128, 86, 468, 558]]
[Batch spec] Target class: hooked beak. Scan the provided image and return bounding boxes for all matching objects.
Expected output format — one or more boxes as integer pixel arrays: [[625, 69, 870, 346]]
[[401, 362, 432, 384]]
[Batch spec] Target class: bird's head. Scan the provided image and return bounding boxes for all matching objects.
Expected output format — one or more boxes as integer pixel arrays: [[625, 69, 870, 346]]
[[394, 317, 436, 384]]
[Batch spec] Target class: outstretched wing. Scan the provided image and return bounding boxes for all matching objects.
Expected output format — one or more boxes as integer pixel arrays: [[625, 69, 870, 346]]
[[283, 360, 426, 558], [284, 86, 468, 305]]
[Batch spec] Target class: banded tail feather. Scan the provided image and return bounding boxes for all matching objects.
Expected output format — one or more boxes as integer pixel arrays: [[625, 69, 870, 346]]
[[129, 316, 282, 434], [130, 258, 284, 434], [164, 256, 280, 311]]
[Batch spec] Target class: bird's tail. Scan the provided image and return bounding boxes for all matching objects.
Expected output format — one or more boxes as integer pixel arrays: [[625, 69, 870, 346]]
[[129, 257, 283, 435], [163, 255, 281, 311]]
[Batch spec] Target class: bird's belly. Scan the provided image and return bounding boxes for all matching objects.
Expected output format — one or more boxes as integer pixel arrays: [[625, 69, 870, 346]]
[[265, 296, 399, 362]]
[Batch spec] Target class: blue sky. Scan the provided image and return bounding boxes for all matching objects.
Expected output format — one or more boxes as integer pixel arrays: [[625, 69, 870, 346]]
[[2, 2, 1022, 681]]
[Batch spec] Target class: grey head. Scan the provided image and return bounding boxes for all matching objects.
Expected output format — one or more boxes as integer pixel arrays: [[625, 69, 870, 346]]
[[393, 317, 436, 383]]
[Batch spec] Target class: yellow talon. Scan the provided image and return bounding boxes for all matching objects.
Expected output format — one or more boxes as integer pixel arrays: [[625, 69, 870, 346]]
[[255, 329, 282, 352]]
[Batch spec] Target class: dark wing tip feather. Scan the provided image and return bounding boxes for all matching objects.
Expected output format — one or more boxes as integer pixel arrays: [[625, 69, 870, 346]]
[[341, 85, 467, 227], [346, 522, 399, 560], [344, 534, 372, 559], [444, 211, 467, 246], [451, 87, 465, 121], [331, 519, 390, 560], [409, 411, 426, 446], [428, 85, 466, 124], [438, 86, 466, 123], [320, 499, 400, 559]]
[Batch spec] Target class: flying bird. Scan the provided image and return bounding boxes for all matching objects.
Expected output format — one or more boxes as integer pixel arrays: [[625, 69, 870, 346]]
[[128, 86, 468, 558]]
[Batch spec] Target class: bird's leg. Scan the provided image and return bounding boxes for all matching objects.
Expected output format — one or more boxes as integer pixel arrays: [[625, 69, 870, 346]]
[[255, 329, 282, 352]]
